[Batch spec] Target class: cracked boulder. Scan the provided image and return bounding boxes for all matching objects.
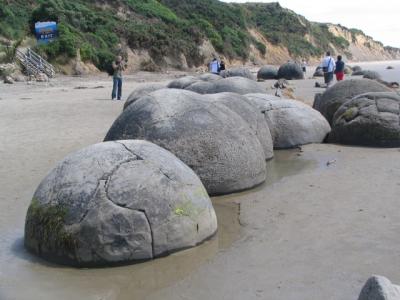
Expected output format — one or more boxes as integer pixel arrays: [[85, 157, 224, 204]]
[[329, 92, 400, 147], [313, 79, 391, 124], [104, 89, 267, 195], [358, 275, 400, 300], [245, 93, 331, 149], [24, 140, 217, 267]]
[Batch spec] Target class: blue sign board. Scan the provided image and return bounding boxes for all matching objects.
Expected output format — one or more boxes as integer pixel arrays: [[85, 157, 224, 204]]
[[35, 22, 58, 44]]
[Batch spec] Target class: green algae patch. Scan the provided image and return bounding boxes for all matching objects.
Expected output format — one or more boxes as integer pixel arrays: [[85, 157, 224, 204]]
[[25, 198, 77, 256]]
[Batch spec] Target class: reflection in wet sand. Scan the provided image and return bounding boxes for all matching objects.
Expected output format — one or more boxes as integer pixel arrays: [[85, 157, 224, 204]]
[[0, 148, 319, 300]]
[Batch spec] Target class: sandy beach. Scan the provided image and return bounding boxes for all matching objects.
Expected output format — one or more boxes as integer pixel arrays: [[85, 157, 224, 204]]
[[0, 70, 399, 300]]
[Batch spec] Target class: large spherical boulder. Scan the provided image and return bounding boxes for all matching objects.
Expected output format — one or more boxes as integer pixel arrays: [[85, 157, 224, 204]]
[[329, 92, 400, 147], [257, 66, 278, 80], [124, 83, 166, 110], [344, 65, 352, 75], [24, 140, 217, 267], [104, 89, 267, 195], [220, 67, 255, 80], [207, 92, 274, 160], [363, 70, 381, 80], [185, 77, 266, 95], [277, 62, 304, 80], [358, 276, 400, 300], [245, 94, 331, 149], [352, 66, 362, 73], [313, 79, 391, 124], [167, 76, 199, 89]]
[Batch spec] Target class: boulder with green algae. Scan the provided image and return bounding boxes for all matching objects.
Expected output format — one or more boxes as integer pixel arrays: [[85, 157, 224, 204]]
[[24, 140, 217, 267], [329, 92, 400, 147], [313, 78, 391, 124]]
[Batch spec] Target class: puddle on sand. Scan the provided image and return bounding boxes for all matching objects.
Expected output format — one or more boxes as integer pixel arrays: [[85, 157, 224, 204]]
[[0, 200, 240, 300], [0, 148, 320, 300]]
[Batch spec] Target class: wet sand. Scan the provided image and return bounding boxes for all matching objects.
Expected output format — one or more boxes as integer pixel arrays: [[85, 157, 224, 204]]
[[0, 72, 399, 300]]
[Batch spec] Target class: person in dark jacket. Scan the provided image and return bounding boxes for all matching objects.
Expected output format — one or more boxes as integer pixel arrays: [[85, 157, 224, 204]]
[[219, 60, 226, 72], [334, 55, 345, 81]]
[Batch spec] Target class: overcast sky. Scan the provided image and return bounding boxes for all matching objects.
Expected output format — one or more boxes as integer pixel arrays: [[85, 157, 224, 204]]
[[220, 0, 400, 48]]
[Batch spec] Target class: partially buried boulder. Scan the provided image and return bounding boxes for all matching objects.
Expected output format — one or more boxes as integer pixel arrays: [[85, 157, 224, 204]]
[[185, 77, 265, 95], [329, 92, 400, 147], [24, 140, 217, 267], [313, 78, 391, 124], [104, 89, 267, 195], [257, 66, 278, 80], [207, 92, 274, 160], [363, 70, 381, 80], [245, 94, 331, 149], [358, 275, 400, 300], [277, 62, 304, 80], [220, 67, 255, 80], [124, 83, 166, 110]]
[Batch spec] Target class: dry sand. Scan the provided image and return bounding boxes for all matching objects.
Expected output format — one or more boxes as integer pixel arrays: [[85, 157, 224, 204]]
[[0, 71, 399, 300]]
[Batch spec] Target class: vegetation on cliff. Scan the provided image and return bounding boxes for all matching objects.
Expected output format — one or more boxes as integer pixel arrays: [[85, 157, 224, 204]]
[[0, 0, 395, 71]]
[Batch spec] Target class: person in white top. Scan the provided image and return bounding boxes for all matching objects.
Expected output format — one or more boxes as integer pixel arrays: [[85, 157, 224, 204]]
[[209, 57, 220, 74], [321, 51, 336, 86]]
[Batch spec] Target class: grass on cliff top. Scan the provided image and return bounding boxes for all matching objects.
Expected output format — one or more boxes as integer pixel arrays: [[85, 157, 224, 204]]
[[1, 0, 353, 72]]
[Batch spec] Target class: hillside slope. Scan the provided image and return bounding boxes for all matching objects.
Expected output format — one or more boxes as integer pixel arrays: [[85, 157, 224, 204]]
[[1, 0, 399, 73]]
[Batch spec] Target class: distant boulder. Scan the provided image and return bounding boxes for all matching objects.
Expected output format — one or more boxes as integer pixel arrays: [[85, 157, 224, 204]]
[[257, 66, 278, 80], [313, 67, 324, 77], [277, 62, 304, 80], [387, 65, 395, 70], [167, 76, 200, 89], [104, 89, 267, 195], [313, 79, 391, 124], [363, 70, 381, 80], [220, 67, 255, 80], [352, 66, 362, 72], [245, 94, 331, 149], [329, 92, 400, 147], [185, 77, 265, 95], [124, 83, 166, 110]]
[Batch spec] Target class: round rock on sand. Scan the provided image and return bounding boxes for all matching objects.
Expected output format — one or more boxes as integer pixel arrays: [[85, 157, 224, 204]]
[[313, 78, 391, 124], [329, 92, 400, 147], [245, 94, 331, 149], [185, 77, 265, 95], [362, 70, 381, 80], [358, 275, 400, 300], [277, 62, 304, 80], [257, 66, 278, 80], [207, 92, 274, 160], [104, 89, 267, 195], [220, 67, 255, 80], [124, 83, 166, 110], [24, 140, 217, 267]]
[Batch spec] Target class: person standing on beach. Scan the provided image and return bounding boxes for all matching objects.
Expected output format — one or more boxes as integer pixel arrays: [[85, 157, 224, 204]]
[[334, 55, 345, 81], [219, 60, 226, 72], [111, 55, 126, 100], [321, 51, 336, 86], [302, 59, 307, 74], [209, 57, 220, 75]]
